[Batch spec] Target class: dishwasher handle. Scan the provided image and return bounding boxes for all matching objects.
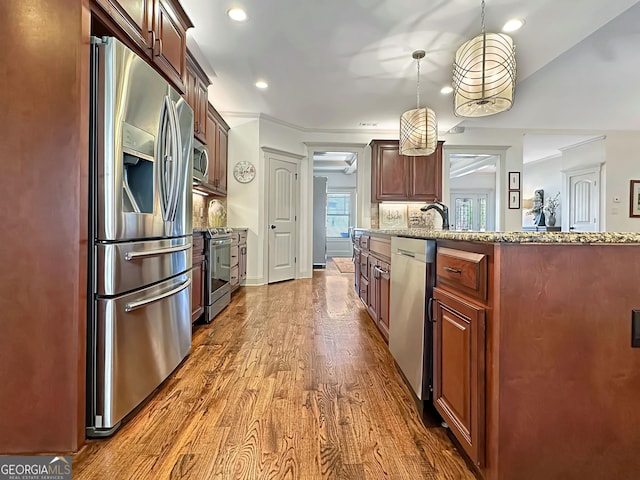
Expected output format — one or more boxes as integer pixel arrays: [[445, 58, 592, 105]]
[[398, 249, 416, 258]]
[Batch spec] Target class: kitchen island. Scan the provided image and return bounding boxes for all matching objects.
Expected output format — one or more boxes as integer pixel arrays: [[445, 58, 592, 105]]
[[356, 228, 640, 480]]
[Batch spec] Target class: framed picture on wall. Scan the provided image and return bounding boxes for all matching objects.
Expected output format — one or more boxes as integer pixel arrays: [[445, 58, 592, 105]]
[[508, 171, 520, 190], [630, 180, 640, 217], [509, 190, 521, 209]]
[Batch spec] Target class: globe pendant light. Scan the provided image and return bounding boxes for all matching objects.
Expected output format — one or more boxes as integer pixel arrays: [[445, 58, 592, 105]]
[[400, 50, 437, 156], [453, 0, 516, 117]]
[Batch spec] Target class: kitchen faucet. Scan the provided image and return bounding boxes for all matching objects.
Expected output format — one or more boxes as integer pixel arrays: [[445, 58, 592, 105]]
[[420, 201, 450, 230]]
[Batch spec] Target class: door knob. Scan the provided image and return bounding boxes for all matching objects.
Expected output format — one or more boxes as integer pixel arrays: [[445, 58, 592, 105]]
[[270, 224, 276, 229], [569, 226, 576, 230]]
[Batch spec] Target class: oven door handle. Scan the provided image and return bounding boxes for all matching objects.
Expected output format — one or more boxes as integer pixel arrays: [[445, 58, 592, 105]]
[[124, 243, 192, 261], [125, 278, 191, 312], [211, 238, 233, 246]]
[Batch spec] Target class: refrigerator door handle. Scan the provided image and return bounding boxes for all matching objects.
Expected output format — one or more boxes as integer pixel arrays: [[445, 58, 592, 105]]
[[158, 95, 172, 221], [125, 277, 191, 312], [124, 243, 192, 261], [166, 100, 182, 222]]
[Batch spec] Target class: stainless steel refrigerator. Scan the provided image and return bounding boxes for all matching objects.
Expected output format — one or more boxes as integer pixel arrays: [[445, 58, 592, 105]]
[[87, 37, 194, 437], [313, 176, 328, 268]]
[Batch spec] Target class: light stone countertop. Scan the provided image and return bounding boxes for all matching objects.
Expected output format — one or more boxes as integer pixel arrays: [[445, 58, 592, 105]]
[[354, 228, 640, 244]]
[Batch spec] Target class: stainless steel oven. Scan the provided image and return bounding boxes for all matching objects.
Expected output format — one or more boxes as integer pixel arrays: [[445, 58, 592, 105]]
[[204, 229, 233, 322]]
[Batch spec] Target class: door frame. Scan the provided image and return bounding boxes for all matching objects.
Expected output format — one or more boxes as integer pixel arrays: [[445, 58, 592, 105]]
[[261, 147, 304, 283], [443, 146, 508, 231], [562, 163, 603, 232], [304, 142, 367, 278]]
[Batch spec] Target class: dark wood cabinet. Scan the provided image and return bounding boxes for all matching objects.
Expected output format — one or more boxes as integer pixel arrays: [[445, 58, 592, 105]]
[[353, 231, 391, 341], [231, 230, 247, 294], [433, 287, 485, 466], [353, 244, 361, 294], [367, 256, 379, 320], [377, 260, 391, 338], [205, 104, 230, 196], [370, 139, 443, 203], [191, 233, 205, 322], [151, 0, 190, 92], [93, 0, 192, 93], [186, 51, 211, 143]]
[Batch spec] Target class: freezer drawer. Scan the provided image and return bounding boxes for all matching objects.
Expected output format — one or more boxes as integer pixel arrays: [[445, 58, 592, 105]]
[[95, 237, 192, 295], [91, 272, 192, 432]]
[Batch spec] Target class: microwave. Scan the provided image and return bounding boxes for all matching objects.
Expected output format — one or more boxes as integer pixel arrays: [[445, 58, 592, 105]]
[[193, 138, 209, 184]]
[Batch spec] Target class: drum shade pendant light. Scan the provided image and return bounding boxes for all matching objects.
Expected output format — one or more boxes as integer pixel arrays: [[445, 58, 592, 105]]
[[453, 0, 516, 117], [400, 50, 437, 156]]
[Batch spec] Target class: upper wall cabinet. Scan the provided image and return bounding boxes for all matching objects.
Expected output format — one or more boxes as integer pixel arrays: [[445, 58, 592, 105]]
[[370, 139, 443, 203], [93, 0, 193, 93], [205, 104, 230, 196], [186, 51, 211, 143]]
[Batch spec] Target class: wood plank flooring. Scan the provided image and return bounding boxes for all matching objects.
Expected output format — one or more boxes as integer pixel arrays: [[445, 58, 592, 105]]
[[73, 261, 476, 479]]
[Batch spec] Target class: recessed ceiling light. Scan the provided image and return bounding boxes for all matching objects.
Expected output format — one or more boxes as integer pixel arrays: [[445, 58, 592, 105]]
[[255, 81, 268, 89], [440, 86, 453, 95], [502, 18, 524, 32], [227, 8, 247, 22]]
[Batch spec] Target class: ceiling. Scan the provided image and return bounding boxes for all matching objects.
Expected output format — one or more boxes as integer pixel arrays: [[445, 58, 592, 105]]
[[181, 0, 640, 136]]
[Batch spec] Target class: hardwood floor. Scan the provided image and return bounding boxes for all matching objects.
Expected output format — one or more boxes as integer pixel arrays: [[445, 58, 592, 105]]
[[73, 262, 476, 479]]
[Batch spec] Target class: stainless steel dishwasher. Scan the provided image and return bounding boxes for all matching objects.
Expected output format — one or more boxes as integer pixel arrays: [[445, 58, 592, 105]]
[[389, 236, 436, 409]]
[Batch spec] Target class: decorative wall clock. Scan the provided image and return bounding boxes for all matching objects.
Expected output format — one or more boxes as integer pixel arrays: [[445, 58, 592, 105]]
[[233, 161, 256, 184]]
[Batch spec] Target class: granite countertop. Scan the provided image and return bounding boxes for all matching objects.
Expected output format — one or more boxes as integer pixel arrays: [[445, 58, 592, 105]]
[[192, 226, 249, 233], [355, 228, 640, 244]]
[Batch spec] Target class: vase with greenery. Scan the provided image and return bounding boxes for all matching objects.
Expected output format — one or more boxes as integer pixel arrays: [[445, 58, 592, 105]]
[[545, 192, 560, 227]]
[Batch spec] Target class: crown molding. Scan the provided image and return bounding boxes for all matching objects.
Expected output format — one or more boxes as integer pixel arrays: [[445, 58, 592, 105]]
[[220, 111, 398, 135], [261, 146, 306, 160]]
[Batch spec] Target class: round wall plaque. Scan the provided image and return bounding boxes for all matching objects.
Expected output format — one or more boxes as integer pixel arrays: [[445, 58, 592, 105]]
[[233, 161, 256, 183]]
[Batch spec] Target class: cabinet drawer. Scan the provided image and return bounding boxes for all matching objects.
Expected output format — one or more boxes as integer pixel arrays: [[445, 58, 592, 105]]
[[230, 245, 239, 267], [369, 236, 391, 261], [230, 265, 239, 286], [360, 235, 370, 250], [436, 247, 487, 301], [192, 232, 204, 254], [238, 231, 247, 244]]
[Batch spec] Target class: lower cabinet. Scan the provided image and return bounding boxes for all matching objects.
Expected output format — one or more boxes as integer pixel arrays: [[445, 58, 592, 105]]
[[230, 241, 240, 292], [433, 287, 485, 466], [231, 229, 247, 294], [352, 232, 391, 342], [191, 233, 205, 322]]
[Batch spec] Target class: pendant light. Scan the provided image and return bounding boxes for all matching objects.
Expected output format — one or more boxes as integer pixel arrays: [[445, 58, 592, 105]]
[[453, 0, 516, 117], [400, 50, 437, 156]]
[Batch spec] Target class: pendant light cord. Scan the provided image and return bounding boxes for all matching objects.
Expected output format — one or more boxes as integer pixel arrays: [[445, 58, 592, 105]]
[[416, 57, 421, 109], [481, 0, 486, 99]]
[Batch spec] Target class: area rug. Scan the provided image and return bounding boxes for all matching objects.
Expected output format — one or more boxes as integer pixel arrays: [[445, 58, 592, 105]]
[[333, 257, 355, 273]]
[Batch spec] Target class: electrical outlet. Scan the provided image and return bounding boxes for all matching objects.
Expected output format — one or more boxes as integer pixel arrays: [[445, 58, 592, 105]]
[[199, 207, 204, 218], [612, 207, 619, 215]]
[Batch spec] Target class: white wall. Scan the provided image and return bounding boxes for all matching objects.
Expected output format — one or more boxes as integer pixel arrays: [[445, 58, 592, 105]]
[[603, 132, 640, 232], [226, 118, 264, 285]]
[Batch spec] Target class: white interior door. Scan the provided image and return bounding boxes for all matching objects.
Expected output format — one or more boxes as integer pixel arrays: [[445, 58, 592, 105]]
[[268, 158, 298, 283], [568, 171, 599, 232]]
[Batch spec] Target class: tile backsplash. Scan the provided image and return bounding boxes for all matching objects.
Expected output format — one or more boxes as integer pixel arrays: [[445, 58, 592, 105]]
[[374, 202, 437, 229], [192, 194, 227, 228]]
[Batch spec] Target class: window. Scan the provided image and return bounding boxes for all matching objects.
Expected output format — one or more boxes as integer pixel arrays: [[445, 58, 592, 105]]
[[326, 193, 351, 237]]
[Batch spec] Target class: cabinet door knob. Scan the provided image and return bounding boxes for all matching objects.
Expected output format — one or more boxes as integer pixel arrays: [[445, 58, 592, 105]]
[[270, 224, 277, 229]]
